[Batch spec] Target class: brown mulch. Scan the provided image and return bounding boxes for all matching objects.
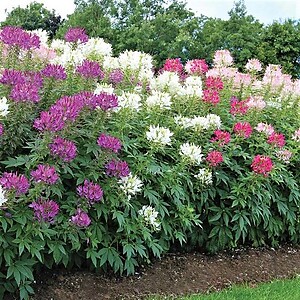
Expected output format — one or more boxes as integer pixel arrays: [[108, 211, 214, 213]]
[[20, 245, 300, 300], [3, 245, 299, 299]]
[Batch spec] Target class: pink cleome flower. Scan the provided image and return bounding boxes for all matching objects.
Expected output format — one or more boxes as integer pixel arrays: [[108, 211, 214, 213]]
[[206, 150, 223, 167], [211, 130, 231, 146], [162, 58, 183, 74], [233, 122, 253, 138], [251, 155, 273, 177], [267, 132, 286, 148]]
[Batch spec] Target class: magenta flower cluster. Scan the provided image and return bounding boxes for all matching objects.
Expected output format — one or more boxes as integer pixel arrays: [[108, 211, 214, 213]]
[[233, 122, 253, 138], [29, 199, 59, 223], [31, 164, 59, 185], [0, 69, 25, 86], [109, 69, 124, 84], [230, 97, 249, 115], [0, 26, 40, 50], [10, 82, 40, 103], [34, 92, 88, 132], [88, 92, 119, 111], [34, 111, 65, 132], [105, 159, 130, 178], [0, 172, 30, 195], [206, 150, 223, 167], [49, 137, 77, 162], [41, 64, 67, 80], [211, 130, 231, 146], [76, 59, 104, 79], [97, 133, 122, 153], [70, 208, 91, 227], [162, 58, 183, 74], [77, 179, 103, 204], [64, 27, 89, 44]]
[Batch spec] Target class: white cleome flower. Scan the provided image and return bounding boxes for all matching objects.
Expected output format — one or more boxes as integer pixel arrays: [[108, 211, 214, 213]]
[[0, 185, 8, 206], [117, 92, 142, 111], [138, 205, 160, 231], [179, 76, 203, 97], [146, 125, 173, 146], [174, 115, 193, 129], [206, 114, 222, 129], [77, 37, 112, 58], [94, 83, 115, 95], [145, 91, 172, 110], [180, 143, 204, 165], [150, 71, 182, 94], [118, 50, 153, 71], [191, 116, 210, 131], [194, 168, 213, 185], [102, 56, 120, 70], [0, 97, 9, 117], [118, 173, 143, 200]]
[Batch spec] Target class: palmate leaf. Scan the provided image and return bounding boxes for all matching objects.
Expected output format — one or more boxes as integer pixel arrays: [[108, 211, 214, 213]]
[[1, 156, 30, 168]]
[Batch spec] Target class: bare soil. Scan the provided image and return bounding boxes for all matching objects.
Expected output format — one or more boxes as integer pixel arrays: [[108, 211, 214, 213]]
[[22, 245, 300, 300]]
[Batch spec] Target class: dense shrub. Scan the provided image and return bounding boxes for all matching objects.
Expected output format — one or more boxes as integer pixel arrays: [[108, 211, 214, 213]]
[[0, 27, 299, 299]]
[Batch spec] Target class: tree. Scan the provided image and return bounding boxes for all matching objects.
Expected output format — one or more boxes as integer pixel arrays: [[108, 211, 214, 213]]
[[195, 0, 264, 69], [1, 2, 62, 38], [55, 0, 115, 42], [258, 19, 300, 78]]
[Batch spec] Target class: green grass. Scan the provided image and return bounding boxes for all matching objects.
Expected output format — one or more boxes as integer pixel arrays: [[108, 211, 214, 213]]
[[149, 276, 300, 300]]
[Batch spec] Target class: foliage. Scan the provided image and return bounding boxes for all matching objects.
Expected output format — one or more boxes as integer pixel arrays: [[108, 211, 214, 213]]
[[257, 19, 300, 78], [0, 26, 299, 299]]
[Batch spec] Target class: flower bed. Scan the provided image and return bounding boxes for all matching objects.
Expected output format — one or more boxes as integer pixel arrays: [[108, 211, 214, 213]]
[[0, 27, 299, 299]]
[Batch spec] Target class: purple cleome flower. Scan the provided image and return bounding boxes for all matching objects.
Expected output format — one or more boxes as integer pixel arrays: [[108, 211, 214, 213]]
[[23, 71, 44, 88], [31, 164, 59, 185], [50, 95, 85, 122], [70, 208, 91, 227], [0, 172, 30, 195], [88, 92, 118, 111], [33, 91, 93, 133], [0, 124, 4, 136], [34, 111, 65, 132], [0, 26, 40, 50], [0, 69, 25, 86], [29, 199, 59, 223], [64, 27, 89, 44], [77, 179, 103, 204], [49, 137, 77, 162], [97, 133, 122, 153], [76, 59, 104, 79], [105, 159, 130, 178], [41, 64, 67, 80], [109, 69, 124, 84], [10, 82, 40, 103]]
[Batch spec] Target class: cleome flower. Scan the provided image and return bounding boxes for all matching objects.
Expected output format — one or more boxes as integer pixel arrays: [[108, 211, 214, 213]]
[[0, 185, 8, 207], [179, 142, 204, 165], [118, 173, 143, 200], [145, 91, 172, 110], [138, 205, 160, 231], [194, 168, 213, 185], [29, 199, 59, 223], [0, 97, 9, 117], [146, 125, 173, 146]]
